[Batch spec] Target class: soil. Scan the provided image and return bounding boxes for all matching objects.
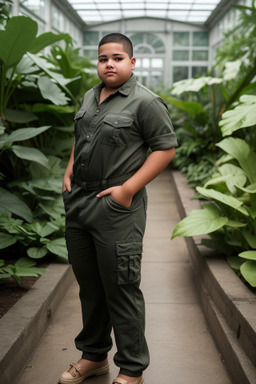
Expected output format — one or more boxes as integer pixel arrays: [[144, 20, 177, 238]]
[[0, 275, 39, 318], [0, 258, 50, 319]]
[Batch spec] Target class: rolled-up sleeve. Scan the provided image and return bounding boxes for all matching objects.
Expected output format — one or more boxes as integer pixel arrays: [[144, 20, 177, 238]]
[[141, 97, 178, 151]]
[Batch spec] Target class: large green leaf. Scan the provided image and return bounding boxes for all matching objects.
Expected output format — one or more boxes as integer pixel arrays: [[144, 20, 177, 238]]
[[161, 95, 205, 117], [29, 221, 59, 237], [38, 77, 70, 105], [171, 77, 223, 96], [11, 145, 49, 168], [5, 109, 38, 123], [0, 16, 37, 68], [27, 53, 79, 102], [0, 188, 32, 222], [0, 232, 17, 249], [46, 237, 68, 260], [236, 183, 256, 194], [223, 60, 242, 81], [171, 204, 228, 238], [239, 251, 256, 261], [219, 164, 247, 194], [7, 126, 51, 142], [27, 247, 48, 259], [31, 103, 75, 115], [217, 138, 256, 183], [219, 95, 256, 136], [196, 186, 249, 216], [16, 55, 37, 74], [204, 164, 247, 194], [28, 32, 72, 54], [28, 178, 62, 193], [240, 261, 256, 287]]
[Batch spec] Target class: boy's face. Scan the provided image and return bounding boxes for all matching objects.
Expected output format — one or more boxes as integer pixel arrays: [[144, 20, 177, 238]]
[[97, 42, 136, 90]]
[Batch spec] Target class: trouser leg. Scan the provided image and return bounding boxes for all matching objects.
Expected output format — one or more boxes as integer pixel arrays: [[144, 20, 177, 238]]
[[65, 226, 112, 361], [92, 188, 150, 376]]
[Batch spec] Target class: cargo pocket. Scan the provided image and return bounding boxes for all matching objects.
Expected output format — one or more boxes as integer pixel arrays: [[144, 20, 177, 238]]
[[116, 240, 142, 285]]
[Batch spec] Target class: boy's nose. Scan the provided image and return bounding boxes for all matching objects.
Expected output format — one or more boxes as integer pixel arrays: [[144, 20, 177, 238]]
[[106, 59, 114, 67]]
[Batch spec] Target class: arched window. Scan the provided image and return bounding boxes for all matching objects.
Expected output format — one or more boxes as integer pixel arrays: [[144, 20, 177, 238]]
[[129, 33, 165, 89]]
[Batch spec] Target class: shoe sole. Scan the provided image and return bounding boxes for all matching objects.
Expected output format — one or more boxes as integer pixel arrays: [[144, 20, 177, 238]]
[[58, 364, 109, 384]]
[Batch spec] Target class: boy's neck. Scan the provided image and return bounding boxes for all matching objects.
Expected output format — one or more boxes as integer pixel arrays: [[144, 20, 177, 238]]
[[99, 85, 119, 104]]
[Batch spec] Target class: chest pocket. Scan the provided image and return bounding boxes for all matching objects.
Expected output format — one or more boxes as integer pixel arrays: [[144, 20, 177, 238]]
[[100, 114, 133, 147], [74, 109, 86, 139]]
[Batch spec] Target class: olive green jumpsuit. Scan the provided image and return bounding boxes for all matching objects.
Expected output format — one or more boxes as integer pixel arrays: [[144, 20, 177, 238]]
[[63, 74, 178, 377]]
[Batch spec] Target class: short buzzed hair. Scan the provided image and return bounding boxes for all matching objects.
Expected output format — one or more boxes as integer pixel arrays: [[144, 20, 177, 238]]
[[98, 33, 133, 58]]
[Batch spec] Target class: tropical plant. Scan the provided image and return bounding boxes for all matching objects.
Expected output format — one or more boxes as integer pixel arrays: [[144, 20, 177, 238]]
[[0, 13, 98, 278], [0, 257, 46, 287], [162, 1, 256, 187], [172, 95, 256, 288]]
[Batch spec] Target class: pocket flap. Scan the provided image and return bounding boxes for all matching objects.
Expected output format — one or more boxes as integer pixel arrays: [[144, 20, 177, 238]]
[[104, 114, 133, 128], [116, 240, 142, 256]]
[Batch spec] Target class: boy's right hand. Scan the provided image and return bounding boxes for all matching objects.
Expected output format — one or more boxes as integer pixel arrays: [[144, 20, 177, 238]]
[[62, 174, 72, 193]]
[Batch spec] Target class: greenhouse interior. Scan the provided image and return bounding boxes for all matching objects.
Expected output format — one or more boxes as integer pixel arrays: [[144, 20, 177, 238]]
[[8, 0, 251, 87], [1, 1, 256, 384]]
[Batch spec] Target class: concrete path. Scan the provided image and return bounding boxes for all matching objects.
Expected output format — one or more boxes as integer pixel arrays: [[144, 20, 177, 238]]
[[16, 171, 232, 384]]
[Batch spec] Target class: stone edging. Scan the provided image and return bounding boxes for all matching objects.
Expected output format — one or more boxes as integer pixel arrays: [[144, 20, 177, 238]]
[[0, 263, 75, 384], [171, 170, 256, 384]]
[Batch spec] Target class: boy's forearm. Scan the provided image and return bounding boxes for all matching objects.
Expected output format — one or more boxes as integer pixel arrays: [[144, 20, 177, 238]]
[[65, 142, 75, 176], [62, 142, 75, 192], [122, 147, 176, 196]]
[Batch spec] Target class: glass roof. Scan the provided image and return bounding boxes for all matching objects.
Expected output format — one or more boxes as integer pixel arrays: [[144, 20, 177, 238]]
[[67, 0, 223, 24]]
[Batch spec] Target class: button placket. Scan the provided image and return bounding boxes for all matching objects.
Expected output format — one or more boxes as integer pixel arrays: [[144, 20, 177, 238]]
[[80, 107, 102, 178]]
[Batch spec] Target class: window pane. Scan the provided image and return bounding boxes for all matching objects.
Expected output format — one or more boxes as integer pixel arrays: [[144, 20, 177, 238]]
[[192, 50, 208, 61], [23, 0, 45, 18], [135, 45, 152, 53], [173, 50, 189, 61], [142, 58, 150, 68], [151, 72, 162, 89], [130, 33, 144, 47], [173, 32, 189, 46], [84, 31, 99, 46], [83, 49, 98, 60], [173, 66, 188, 82], [135, 58, 142, 68], [192, 66, 208, 77], [51, 5, 64, 30], [152, 58, 163, 68], [193, 31, 208, 46]]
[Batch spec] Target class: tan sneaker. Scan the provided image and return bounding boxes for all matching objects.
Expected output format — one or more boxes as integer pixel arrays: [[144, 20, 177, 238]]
[[59, 362, 109, 384]]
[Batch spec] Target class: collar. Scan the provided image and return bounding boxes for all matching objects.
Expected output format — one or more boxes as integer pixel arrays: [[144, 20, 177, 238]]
[[93, 73, 137, 101]]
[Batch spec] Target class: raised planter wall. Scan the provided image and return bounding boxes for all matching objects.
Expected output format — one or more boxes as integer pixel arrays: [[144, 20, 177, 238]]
[[0, 263, 75, 384], [171, 170, 256, 384]]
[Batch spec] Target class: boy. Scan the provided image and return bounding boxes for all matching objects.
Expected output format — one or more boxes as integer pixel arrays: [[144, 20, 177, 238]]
[[59, 33, 177, 384]]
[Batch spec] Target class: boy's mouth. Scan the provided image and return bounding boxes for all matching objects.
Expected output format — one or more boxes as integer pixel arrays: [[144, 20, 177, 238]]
[[105, 71, 116, 75]]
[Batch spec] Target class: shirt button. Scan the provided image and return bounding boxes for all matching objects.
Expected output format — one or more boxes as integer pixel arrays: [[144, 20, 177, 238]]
[[96, 109, 100, 113], [81, 162, 85, 167], [86, 135, 90, 139], [114, 121, 118, 125]]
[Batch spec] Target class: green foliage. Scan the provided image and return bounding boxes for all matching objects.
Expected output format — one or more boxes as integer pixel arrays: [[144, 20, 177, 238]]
[[172, 134, 256, 287], [160, 2, 256, 188], [0, 12, 98, 275], [170, 1, 256, 288], [0, 257, 46, 287]]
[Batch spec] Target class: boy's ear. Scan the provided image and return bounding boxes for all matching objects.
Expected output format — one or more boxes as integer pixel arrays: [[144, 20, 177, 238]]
[[131, 57, 136, 69]]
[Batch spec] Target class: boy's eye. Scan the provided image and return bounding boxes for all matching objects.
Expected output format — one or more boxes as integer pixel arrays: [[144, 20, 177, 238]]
[[115, 57, 123, 61]]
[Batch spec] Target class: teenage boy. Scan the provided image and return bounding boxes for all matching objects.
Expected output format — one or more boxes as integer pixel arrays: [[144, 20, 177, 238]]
[[59, 33, 177, 384]]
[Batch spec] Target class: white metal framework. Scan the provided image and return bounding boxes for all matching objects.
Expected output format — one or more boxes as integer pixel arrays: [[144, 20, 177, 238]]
[[67, 0, 223, 24]]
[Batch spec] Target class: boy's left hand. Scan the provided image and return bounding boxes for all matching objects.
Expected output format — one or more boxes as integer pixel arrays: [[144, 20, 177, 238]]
[[97, 185, 133, 208]]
